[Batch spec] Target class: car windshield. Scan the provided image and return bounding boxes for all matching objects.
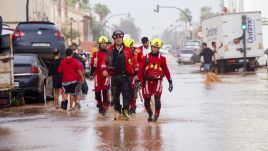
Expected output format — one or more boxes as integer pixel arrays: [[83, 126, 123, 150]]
[[186, 42, 200, 46], [18, 23, 56, 31], [14, 55, 37, 64], [181, 50, 193, 54]]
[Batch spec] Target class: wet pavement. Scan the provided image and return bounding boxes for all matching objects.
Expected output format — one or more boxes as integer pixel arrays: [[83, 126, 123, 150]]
[[1, 54, 268, 151]]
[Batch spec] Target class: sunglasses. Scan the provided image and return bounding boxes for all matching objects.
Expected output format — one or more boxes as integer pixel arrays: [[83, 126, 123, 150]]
[[112, 34, 124, 39]]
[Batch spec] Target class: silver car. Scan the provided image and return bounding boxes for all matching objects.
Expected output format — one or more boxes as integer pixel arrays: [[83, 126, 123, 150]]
[[178, 48, 200, 64]]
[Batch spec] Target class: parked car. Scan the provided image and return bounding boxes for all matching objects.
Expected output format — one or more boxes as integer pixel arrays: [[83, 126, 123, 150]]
[[162, 44, 172, 53], [13, 54, 48, 103], [178, 48, 200, 64], [160, 48, 169, 54], [185, 40, 201, 48], [13, 22, 66, 61], [2, 23, 14, 35], [185, 40, 201, 53]]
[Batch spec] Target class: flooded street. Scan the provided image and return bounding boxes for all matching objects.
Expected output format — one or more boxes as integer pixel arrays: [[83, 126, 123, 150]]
[[1, 54, 268, 151]]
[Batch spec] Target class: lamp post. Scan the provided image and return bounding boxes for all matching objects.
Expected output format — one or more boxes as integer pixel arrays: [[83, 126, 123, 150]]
[[26, 0, 30, 21], [70, 18, 75, 44], [154, 5, 193, 39], [77, 20, 84, 44], [101, 13, 130, 35]]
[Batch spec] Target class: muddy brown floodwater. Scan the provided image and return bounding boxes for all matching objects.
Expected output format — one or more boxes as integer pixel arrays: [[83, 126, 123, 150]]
[[1, 54, 268, 151]]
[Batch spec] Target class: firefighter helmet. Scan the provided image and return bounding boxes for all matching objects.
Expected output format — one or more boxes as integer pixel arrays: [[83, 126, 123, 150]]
[[98, 36, 109, 44], [124, 38, 135, 47], [150, 38, 163, 48]]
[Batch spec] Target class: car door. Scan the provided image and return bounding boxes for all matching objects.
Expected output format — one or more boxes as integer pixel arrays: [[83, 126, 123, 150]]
[[37, 56, 54, 98], [37, 56, 48, 77]]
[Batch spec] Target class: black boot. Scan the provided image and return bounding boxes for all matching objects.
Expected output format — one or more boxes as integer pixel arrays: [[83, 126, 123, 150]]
[[63, 100, 68, 110], [148, 113, 153, 122], [61, 101, 64, 109], [97, 104, 103, 114], [153, 115, 159, 122]]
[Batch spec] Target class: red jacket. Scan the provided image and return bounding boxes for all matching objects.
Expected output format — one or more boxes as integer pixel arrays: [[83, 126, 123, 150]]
[[132, 47, 143, 73], [58, 57, 83, 83], [91, 49, 109, 75], [107, 45, 136, 75], [138, 53, 171, 81]]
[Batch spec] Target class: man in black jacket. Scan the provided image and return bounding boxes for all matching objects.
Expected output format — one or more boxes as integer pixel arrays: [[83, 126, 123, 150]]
[[200, 42, 214, 72]]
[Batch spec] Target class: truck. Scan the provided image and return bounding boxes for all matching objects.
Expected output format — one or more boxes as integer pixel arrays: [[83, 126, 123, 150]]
[[0, 33, 14, 107], [201, 11, 263, 73]]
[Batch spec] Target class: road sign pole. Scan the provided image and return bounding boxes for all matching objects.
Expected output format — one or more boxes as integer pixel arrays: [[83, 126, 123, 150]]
[[243, 29, 246, 72]]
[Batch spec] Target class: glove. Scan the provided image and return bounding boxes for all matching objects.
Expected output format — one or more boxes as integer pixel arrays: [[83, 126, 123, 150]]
[[168, 80, 173, 92], [135, 80, 142, 89]]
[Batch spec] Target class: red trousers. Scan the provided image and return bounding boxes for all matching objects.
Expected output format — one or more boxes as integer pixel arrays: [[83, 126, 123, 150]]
[[142, 79, 163, 116], [142, 79, 163, 98], [94, 75, 110, 110], [94, 74, 110, 91]]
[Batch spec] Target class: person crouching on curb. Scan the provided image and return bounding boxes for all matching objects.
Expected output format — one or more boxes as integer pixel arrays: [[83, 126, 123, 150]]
[[138, 38, 173, 122], [58, 48, 84, 111]]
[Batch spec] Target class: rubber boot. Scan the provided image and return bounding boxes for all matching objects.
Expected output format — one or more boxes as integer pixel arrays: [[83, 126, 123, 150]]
[[97, 104, 103, 114], [63, 100, 68, 110], [153, 115, 159, 122], [61, 101, 64, 110], [114, 105, 122, 120], [123, 109, 130, 121], [148, 113, 153, 122]]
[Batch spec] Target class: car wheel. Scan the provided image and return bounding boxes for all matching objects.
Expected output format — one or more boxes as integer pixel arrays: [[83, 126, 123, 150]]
[[218, 61, 226, 74], [38, 83, 47, 104], [191, 58, 194, 64]]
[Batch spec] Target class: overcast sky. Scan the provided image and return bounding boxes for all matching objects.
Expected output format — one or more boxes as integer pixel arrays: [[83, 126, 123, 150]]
[[90, 0, 221, 40]]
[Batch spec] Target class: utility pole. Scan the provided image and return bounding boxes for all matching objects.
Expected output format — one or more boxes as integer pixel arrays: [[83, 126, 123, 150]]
[[70, 18, 74, 44], [154, 5, 192, 39], [241, 15, 247, 72], [26, 0, 30, 21]]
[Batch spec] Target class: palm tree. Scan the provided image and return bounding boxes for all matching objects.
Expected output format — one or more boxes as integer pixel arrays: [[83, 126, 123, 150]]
[[179, 8, 192, 39], [93, 3, 110, 23], [179, 8, 192, 23], [200, 6, 216, 20]]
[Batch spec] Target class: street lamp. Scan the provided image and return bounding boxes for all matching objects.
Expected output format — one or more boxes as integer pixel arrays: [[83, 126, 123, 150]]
[[101, 13, 130, 35], [154, 5, 193, 39], [77, 20, 84, 44], [26, 0, 30, 21], [70, 18, 75, 44]]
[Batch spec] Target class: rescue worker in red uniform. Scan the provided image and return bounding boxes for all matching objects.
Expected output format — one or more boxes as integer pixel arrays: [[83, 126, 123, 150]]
[[124, 38, 143, 114], [90, 36, 110, 115], [138, 38, 173, 122], [107, 30, 136, 120]]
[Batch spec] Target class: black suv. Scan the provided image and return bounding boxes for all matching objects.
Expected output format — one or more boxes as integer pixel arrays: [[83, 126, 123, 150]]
[[13, 22, 66, 61]]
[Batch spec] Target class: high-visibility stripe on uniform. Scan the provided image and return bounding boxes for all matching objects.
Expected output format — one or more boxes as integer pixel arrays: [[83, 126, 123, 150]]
[[95, 75, 98, 87]]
